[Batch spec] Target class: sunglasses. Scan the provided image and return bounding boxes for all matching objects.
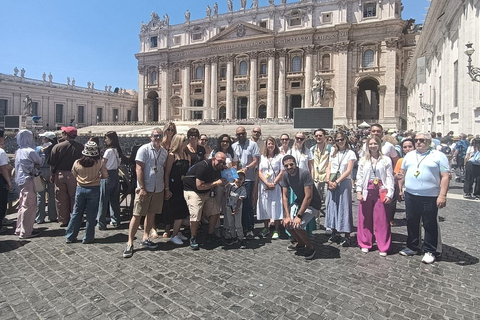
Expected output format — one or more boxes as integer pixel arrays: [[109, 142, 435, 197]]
[[414, 138, 426, 143], [335, 138, 345, 142], [189, 135, 198, 138], [315, 135, 324, 138], [253, 130, 261, 134], [153, 134, 163, 139], [200, 138, 208, 141], [295, 137, 305, 141], [236, 132, 246, 136], [284, 163, 295, 168], [281, 138, 289, 141], [221, 140, 230, 143], [166, 128, 174, 132], [216, 160, 226, 165]]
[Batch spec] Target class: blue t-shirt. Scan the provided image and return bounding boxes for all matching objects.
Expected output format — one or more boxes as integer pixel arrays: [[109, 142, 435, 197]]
[[401, 149, 450, 197]]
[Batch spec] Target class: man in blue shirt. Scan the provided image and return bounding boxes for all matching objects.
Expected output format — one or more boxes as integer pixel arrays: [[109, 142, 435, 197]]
[[398, 132, 450, 264]]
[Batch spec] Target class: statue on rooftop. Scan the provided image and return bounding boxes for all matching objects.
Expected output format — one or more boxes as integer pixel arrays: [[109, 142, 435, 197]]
[[14, 67, 19, 76], [241, 0, 246, 10], [72, 78, 75, 86], [67, 77, 70, 85], [20, 68, 25, 78], [42, 72, 46, 81], [206, 5, 211, 17], [311, 72, 326, 107], [269, 0, 275, 5], [164, 14, 169, 25], [48, 73, 53, 82], [227, 0, 233, 12], [253, 0, 258, 9], [214, 2, 218, 15], [185, 10, 190, 22], [23, 94, 33, 116]]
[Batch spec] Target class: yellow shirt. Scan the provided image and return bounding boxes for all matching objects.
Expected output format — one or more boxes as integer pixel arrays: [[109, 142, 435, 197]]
[[311, 144, 330, 182], [72, 159, 108, 187]]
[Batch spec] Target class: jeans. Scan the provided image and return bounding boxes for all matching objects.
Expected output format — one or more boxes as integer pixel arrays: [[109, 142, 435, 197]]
[[404, 191, 438, 253], [66, 185, 100, 242], [36, 167, 57, 223], [241, 181, 255, 232], [97, 170, 121, 228], [0, 177, 8, 229]]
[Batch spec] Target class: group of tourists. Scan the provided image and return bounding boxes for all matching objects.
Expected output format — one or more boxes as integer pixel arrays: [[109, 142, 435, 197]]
[[1, 123, 478, 264]]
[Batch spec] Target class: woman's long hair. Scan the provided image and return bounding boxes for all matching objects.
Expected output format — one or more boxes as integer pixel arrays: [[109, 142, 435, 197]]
[[332, 132, 351, 157], [78, 154, 101, 168], [364, 135, 383, 162], [214, 134, 234, 156], [169, 134, 186, 158], [263, 136, 280, 157], [162, 122, 177, 146], [105, 131, 124, 158]]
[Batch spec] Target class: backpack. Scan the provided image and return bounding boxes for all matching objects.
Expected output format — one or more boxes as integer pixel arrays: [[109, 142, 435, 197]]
[[440, 145, 451, 155]]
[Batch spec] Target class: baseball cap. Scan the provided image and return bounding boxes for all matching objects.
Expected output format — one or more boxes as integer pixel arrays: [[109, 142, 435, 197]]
[[61, 126, 77, 137], [39, 131, 56, 140]]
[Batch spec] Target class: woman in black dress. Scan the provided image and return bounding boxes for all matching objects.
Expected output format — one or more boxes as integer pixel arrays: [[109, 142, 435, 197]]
[[185, 128, 206, 166], [163, 134, 191, 245]]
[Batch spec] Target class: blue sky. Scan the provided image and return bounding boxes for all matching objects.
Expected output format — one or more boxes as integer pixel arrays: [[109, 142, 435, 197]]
[[0, 0, 429, 92]]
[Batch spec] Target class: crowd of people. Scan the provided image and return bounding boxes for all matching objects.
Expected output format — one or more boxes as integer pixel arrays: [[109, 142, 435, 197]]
[[0, 123, 479, 264]]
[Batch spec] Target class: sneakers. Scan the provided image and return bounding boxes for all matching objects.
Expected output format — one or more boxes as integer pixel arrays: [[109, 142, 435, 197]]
[[422, 252, 435, 264], [177, 232, 188, 241], [399, 247, 418, 256], [205, 233, 222, 244], [327, 234, 341, 244], [240, 240, 247, 249], [271, 231, 279, 240], [287, 243, 305, 251], [19, 231, 40, 239], [304, 247, 316, 260], [123, 243, 133, 258], [226, 238, 238, 246], [361, 247, 369, 253], [140, 239, 158, 249], [190, 237, 199, 250], [246, 231, 254, 240], [0, 226, 8, 234], [109, 221, 119, 228], [379, 252, 387, 257], [464, 193, 472, 199], [260, 227, 270, 238], [340, 237, 351, 247], [170, 235, 183, 245]]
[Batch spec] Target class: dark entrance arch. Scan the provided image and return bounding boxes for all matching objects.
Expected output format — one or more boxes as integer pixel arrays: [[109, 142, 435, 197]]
[[289, 95, 302, 119], [218, 106, 226, 120], [357, 79, 379, 123], [258, 105, 266, 119], [147, 91, 159, 121], [237, 97, 247, 119]]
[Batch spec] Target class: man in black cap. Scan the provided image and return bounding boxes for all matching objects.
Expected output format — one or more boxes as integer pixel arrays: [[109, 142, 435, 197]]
[[48, 127, 83, 227]]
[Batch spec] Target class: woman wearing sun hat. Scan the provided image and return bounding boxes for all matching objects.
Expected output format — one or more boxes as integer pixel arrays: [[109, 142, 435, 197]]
[[65, 141, 108, 244]]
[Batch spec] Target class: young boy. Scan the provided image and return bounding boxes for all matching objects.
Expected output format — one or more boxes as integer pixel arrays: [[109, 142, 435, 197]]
[[224, 171, 247, 248]]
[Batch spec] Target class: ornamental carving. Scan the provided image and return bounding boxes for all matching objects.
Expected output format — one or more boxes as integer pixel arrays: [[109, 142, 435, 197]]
[[305, 45, 316, 55], [334, 41, 350, 52], [385, 38, 399, 49], [266, 49, 276, 57], [140, 11, 167, 34], [248, 51, 259, 59], [277, 49, 287, 58], [237, 24, 246, 37]]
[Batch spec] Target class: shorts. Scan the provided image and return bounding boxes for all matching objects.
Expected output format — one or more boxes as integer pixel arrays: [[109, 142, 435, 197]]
[[184, 190, 221, 222], [288, 204, 316, 230], [132, 188, 164, 217]]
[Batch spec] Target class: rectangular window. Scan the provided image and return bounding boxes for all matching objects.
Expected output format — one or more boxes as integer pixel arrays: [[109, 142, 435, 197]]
[[55, 104, 63, 123], [260, 63, 267, 75], [0, 99, 7, 122], [259, 83, 267, 89], [78, 106, 85, 124], [150, 36, 158, 48], [220, 67, 227, 79], [220, 86, 226, 91], [194, 88, 202, 94], [259, 21, 267, 28], [192, 33, 202, 41], [291, 82, 301, 88], [32, 102, 39, 116], [322, 13, 332, 24], [96, 108, 103, 123], [113, 109, 119, 122], [127, 110, 132, 122], [174, 36, 181, 45], [290, 18, 301, 26], [363, 3, 376, 18], [454, 60, 458, 108]]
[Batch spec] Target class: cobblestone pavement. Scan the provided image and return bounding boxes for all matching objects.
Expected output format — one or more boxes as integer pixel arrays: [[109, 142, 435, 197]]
[[1, 181, 479, 320]]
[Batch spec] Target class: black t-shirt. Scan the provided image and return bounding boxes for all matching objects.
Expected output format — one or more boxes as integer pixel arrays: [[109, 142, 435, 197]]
[[185, 145, 206, 167], [280, 168, 321, 210], [183, 159, 221, 194]]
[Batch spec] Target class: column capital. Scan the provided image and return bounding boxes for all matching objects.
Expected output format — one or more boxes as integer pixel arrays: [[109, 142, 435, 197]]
[[248, 51, 259, 59], [334, 41, 350, 52], [266, 49, 276, 58], [180, 60, 192, 69], [377, 85, 387, 95], [385, 38, 399, 49], [277, 49, 287, 57], [351, 86, 359, 94], [305, 45, 316, 55], [208, 56, 219, 64], [159, 62, 169, 70]]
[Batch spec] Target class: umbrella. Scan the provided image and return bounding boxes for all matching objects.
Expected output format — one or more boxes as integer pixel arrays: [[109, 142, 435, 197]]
[[358, 121, 370, 128]]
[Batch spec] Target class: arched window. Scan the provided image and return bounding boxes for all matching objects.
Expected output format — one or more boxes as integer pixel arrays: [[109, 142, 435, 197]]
[[258, 105, 267, 119], [363, 50, 375, 68], [150, 70, 157, 85], [239, 61, 248, 75], [218, 106, 226, 120], [195, 66, 204, 80], [322, 54, 331, 70], [292, 56, 302, 72], [174, 69, 180, 82]]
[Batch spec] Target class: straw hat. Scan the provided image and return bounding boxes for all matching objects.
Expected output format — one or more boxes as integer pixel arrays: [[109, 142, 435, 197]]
[[82, 141, 99, 157]]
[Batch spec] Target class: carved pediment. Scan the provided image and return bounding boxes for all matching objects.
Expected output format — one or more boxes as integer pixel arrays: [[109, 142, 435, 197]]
[[208, 21, 273, 43]]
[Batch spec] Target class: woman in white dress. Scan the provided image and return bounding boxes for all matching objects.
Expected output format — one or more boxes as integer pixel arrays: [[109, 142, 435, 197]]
[[257, 137, 283, 239]]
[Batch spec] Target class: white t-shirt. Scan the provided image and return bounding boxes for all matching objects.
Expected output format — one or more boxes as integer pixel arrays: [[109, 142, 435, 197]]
[[363, 141, 398, 159], [103, 148, 120, 170], [0, 148, 8, 167], [287, 148, 313, 171], [329, 149, 357, 179]]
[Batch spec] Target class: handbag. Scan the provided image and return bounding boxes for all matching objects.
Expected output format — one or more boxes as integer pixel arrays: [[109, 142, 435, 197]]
[[33, 174, 47, 193]]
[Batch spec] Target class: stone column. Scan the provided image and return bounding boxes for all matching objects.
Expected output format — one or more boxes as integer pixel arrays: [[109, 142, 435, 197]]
[[210, 56, 218, 120], [267, 49, 275, 118], [137, 65, 146, 122], [351, 86, 359, 127], [226, 55, 234, 119], [204, 59, 211, 120], [249, 51, 258, 119], [160, 63, 169, 120], [182, 61, 191, 121], [378, 85, 386, 122], [304, 46, 315, 109], [286, 94, 291, 119], [334, 42, 349, 125], [277, 49, 287, 119]]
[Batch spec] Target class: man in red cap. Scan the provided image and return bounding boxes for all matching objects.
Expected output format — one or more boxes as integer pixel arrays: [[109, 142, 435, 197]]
[[48, 127, 83, 227]]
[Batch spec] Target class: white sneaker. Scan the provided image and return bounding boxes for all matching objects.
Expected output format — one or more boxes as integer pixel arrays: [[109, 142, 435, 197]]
[[177, 232, 188, 241], [170, 235, 183, 245], [421, 252, 435, 264], [379, 252, 387, 257], [361, 247, 369, 253]]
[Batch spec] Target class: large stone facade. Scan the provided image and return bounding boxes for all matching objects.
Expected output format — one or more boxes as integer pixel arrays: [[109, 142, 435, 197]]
[[0, 72, 138, 130], [404, 0, 480, 134], [136, 0, 411, 129]]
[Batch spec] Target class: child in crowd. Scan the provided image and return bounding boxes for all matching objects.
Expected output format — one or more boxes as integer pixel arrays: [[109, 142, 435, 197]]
[[224, 171, 247, 248]]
